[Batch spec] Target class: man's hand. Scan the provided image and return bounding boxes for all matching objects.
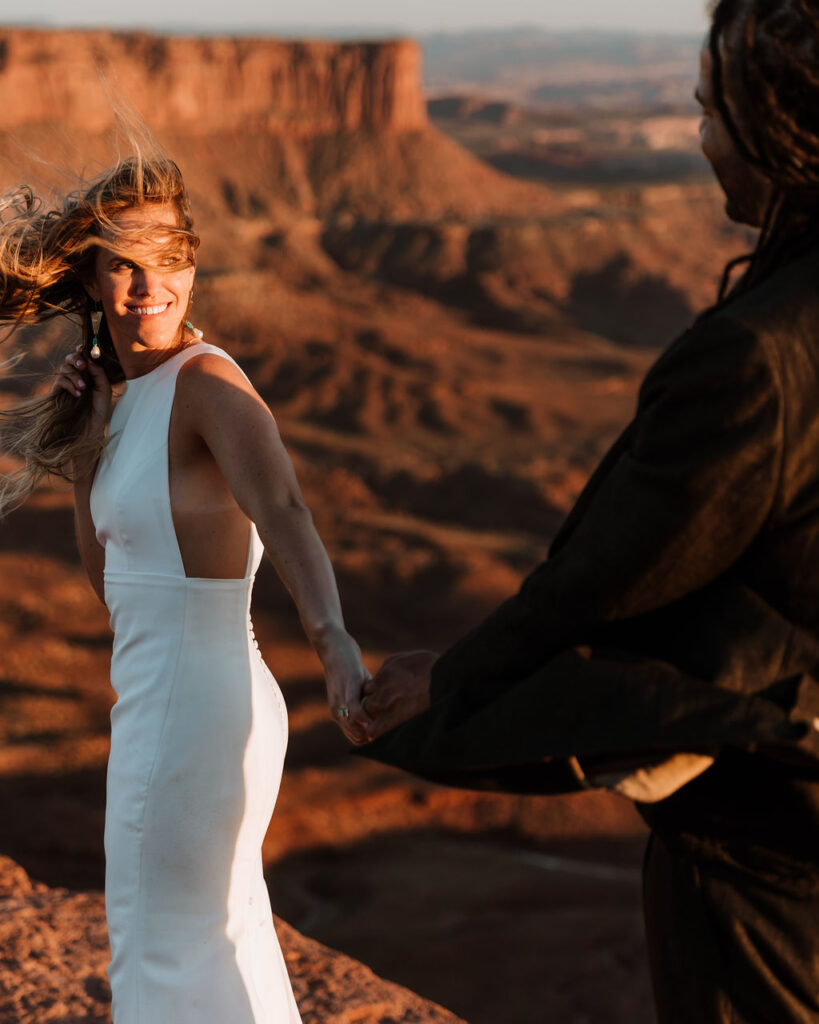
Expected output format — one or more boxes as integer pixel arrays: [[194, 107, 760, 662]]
[[361, 650, 438, 740]]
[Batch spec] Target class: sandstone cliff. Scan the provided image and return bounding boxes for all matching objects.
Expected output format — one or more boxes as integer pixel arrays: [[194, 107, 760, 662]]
[[0, 26, 735, 1024], [0, 855, 466, 1023], [0, 29, 427, 136], [0, 27, 555, 223]]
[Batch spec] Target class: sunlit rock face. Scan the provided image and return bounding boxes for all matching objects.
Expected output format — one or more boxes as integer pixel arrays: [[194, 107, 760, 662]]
[[0, 30, 428, 136], [0, 855, 466, 1024]]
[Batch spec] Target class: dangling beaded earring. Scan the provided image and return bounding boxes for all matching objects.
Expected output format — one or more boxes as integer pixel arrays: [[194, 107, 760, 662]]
[[89, 301, 103, 360], [184, 289, 203, 340]]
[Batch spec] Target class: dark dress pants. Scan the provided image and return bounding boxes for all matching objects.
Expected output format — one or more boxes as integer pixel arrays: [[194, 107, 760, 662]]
[[643, 832, 819, 1023]]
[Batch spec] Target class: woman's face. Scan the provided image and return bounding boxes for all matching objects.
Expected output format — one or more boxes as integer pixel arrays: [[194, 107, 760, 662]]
[[86, 202, 195, 356]]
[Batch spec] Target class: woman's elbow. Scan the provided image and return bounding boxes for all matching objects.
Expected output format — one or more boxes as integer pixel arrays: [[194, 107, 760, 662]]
[[253, 490, 313, 525]]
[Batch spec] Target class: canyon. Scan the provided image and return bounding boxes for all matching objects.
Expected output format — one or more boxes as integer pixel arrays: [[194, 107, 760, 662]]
[[0, 26, 749, 1024]]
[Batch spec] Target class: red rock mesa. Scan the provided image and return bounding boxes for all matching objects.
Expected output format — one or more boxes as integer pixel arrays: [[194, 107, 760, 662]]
[[0, 29, 427, 136]]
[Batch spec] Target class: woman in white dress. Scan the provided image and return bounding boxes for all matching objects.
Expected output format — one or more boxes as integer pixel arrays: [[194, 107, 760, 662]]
[[0, 153, 370, 1022]]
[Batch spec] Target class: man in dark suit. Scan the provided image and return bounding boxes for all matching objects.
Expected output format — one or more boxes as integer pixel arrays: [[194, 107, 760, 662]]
[[357, 2, 819, 1021]]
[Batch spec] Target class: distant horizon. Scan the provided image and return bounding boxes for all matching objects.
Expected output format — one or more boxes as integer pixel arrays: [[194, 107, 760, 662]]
[[0, 21, 706, 41], [0, 0, 710, 38]]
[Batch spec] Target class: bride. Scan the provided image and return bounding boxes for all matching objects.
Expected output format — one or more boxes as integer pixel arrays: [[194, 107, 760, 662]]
[[0, 150, 369, 1022]]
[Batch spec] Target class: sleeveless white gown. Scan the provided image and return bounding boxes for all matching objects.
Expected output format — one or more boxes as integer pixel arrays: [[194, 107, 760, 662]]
[[90, 341, 302, 1024]]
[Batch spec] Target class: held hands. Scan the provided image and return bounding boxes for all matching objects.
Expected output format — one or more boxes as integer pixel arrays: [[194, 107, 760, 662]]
[[52, 343, 112, 439], [361, 650, 438, 741], [318, 625, 372, 745], [322, 638, 438, 744]]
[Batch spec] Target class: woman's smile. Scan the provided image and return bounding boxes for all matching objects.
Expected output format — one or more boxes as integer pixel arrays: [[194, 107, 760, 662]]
[[126, 302, 171, 317]]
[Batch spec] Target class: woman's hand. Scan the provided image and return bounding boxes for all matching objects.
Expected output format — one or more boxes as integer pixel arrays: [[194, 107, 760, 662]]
[[316, 624, 371, 745], [53, 343, 112, 439]]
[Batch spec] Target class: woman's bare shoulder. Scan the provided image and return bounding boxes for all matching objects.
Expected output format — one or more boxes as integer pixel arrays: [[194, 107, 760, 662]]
[[174, 349, 270, 437], [176, 348, 257, 398]]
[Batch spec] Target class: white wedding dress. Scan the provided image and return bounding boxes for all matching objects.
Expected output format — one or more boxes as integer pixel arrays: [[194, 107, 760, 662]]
[[90, 341, 302, 1023]]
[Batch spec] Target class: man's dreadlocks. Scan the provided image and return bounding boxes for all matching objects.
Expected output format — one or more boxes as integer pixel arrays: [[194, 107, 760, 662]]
[[708, 0, 819, 301]]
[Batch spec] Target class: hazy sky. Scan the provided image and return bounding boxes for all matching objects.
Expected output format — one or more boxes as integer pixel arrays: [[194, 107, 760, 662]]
[[0, 0, 710, 36]]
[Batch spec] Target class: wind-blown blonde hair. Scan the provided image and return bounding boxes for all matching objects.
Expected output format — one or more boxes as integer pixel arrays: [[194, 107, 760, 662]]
[[0, 152, 200, 515]]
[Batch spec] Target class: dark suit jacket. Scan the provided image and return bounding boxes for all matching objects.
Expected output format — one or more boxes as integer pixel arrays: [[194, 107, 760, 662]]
[[358, 242, 819, 891]]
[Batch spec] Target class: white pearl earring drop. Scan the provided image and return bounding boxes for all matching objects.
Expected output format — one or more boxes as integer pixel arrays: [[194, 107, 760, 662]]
[[90, 309, 103, 359]]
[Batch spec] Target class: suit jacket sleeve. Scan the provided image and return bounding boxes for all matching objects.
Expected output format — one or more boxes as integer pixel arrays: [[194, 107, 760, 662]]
[[430, 312, 785, 706]]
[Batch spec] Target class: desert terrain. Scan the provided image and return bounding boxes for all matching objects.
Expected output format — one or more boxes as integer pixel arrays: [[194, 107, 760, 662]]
[[0, 27, 750, 1024], [425, 30, 708, 187]]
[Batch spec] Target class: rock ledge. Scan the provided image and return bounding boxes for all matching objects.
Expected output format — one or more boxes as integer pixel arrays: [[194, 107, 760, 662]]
[[0, 855, 466, 1023]]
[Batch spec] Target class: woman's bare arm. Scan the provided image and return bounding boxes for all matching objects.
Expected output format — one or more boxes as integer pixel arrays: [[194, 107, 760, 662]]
[[175, 353, 369, 743]]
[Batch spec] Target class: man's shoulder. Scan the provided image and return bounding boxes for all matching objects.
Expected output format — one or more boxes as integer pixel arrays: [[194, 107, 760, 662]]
[[642, 306, 774, 404], [708, 245, 819, 351], [645, 247, 819, 398]]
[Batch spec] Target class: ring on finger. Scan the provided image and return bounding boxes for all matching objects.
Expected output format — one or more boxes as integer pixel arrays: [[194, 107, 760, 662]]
[[336, 705, 351, 720]]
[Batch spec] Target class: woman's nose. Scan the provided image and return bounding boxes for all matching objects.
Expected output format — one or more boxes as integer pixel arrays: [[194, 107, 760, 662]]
[[130, 266, 163, 296]]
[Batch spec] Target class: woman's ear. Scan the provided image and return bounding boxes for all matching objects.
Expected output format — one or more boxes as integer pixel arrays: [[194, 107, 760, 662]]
[[83, 278, 101, 303]]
